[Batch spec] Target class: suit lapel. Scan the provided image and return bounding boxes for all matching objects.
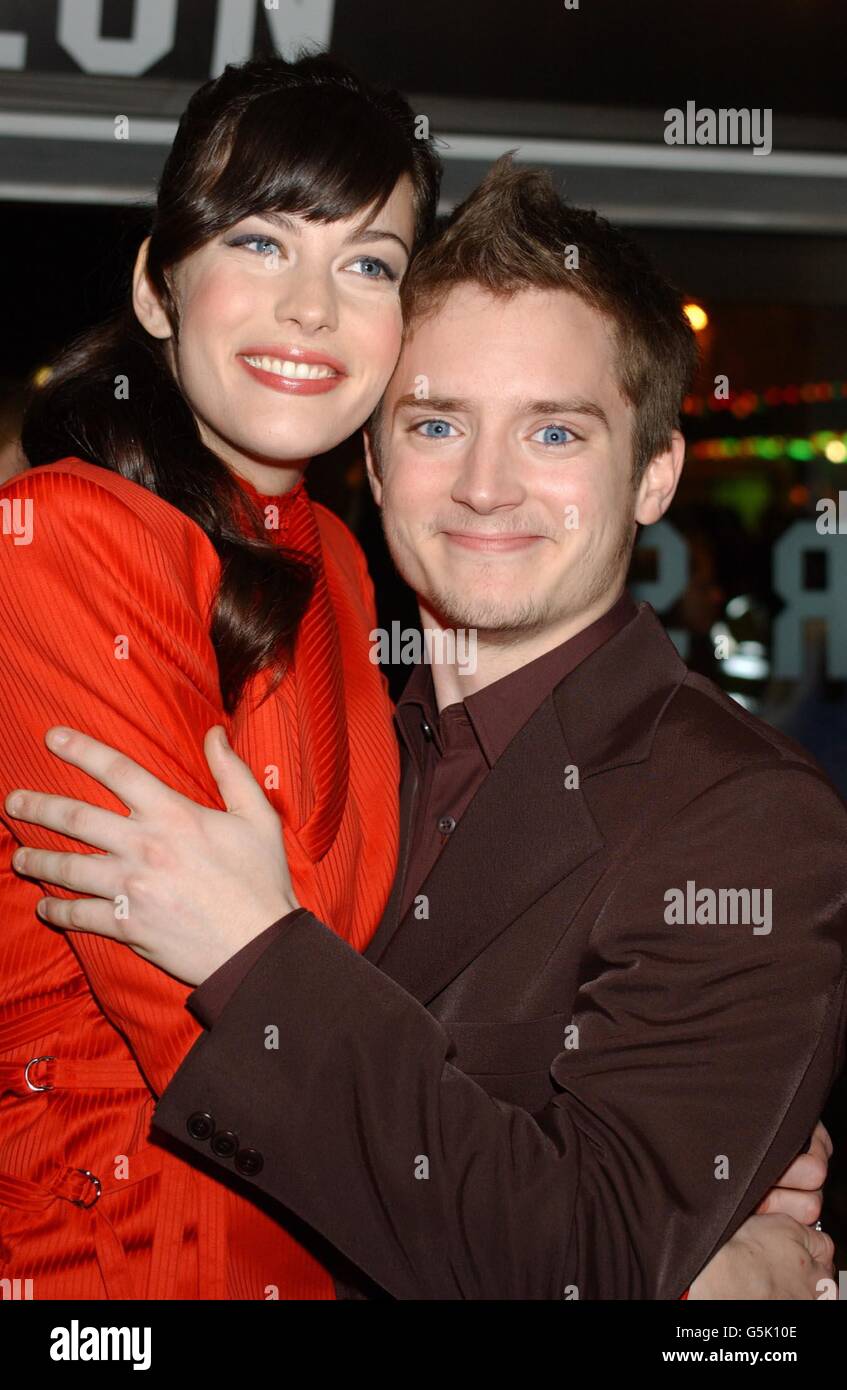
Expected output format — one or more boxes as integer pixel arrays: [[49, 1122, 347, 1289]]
[[366, 603, 688, 1007], [367, 696, 603, 1003]]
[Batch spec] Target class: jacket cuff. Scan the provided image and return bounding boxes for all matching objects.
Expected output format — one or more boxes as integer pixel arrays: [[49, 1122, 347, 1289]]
[[188, 909, 308, 1028]]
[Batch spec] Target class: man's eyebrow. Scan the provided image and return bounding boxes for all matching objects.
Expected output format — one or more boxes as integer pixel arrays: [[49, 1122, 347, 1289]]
[[393, 394, 473, 414], [517, 397, 611, 429], [392, 394, 611, 428]]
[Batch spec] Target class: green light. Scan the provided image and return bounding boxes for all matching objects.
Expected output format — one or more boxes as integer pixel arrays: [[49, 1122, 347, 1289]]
[[787, 439, 815, 461]]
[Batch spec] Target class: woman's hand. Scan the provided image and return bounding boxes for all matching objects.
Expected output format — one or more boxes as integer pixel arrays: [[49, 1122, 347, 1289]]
[[6, 725, 300, 986], [687, 1212, 835, 1300], [689, 1122, 834, 1299]]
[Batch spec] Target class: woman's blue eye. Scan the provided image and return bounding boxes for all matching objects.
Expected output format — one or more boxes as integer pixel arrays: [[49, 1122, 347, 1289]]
[[349, 256, 397, 282], [228, 233, 280, 256], [534, 424, 574, 446], [416, 419, 455, 438]]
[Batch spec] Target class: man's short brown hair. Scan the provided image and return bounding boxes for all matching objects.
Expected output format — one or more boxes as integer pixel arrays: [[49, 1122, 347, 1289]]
[[373, 154, 698, 482]]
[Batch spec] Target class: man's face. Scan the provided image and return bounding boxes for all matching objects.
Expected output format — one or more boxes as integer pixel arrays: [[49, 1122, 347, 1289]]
[[369, 284, 674, 640]]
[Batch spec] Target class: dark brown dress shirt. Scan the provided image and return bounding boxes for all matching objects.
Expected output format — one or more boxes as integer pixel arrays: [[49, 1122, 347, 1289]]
[[190, 588, 637, 1027]]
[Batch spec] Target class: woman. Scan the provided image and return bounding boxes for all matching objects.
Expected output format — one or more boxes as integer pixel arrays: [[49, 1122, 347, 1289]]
[[0, 53, 439, 1299]]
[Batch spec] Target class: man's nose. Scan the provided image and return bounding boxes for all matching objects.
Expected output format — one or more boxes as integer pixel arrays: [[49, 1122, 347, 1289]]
[[451, 436, 525, 513]]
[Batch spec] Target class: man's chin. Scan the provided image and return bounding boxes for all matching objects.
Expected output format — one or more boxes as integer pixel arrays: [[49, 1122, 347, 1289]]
[[424, 590, 549, 638]]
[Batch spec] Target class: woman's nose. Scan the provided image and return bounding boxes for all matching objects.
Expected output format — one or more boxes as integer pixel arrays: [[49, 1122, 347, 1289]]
[[274, 270, 338, 334]]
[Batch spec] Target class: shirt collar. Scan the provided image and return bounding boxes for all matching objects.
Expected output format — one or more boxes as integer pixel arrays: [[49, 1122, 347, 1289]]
[[395, 588, 638, 769]]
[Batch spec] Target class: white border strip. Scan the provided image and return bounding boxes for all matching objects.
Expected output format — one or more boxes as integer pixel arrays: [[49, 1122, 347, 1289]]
[[0, 180, 153, 203], [0, 111, 845, 178], [0, 111, 176, 143], [439, 133, 847, 179]]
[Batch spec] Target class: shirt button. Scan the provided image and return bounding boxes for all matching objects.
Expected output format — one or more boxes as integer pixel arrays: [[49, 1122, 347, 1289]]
[[437, 815, 456, 835]]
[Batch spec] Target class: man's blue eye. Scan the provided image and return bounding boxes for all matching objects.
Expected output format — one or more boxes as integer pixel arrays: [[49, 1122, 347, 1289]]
[[535, 424, 573, 446], [417, 419, 454, 438]]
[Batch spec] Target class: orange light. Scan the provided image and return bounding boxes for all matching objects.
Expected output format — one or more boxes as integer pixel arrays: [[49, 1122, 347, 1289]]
[[683, 302, 709, 333]]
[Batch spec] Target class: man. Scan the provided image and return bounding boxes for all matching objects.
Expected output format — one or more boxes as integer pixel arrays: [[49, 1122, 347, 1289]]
[[7, 159, 845, 1299]]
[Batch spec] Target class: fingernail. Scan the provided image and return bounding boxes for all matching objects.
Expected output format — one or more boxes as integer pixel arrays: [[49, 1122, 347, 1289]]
[[6, 793, 23, 815], [218, 726, 230, 747], [47, 728, 70, 747], [12, 848, 28, 870]]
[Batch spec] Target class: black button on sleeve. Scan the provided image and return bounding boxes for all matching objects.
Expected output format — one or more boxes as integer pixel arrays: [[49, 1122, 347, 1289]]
[[235, 1148, 264, 1177], [186, 1111, 215, 1141], [211, 1129, 240, 1158]]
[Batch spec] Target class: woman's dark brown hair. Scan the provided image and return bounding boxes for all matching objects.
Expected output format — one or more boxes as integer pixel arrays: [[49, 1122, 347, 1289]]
[[22, 52, 441, 712]]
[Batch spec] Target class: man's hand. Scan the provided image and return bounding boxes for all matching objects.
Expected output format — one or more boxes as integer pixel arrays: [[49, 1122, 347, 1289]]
[[5, 725, 299, 985], [689, 1121, 834, 1299]]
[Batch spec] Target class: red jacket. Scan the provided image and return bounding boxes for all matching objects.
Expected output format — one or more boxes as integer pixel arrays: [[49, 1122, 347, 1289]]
[[0, 457, 399, 1299]]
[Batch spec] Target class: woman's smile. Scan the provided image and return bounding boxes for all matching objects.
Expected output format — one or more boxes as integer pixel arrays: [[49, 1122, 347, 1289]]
[[237, 342, 348, 395]]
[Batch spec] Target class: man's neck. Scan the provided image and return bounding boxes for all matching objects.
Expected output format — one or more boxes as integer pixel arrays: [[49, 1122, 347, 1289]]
[[423, 587, 627, 712]]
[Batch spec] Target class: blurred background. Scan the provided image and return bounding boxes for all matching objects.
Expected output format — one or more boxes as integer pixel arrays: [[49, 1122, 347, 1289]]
[[1, 0, 846, 1270]]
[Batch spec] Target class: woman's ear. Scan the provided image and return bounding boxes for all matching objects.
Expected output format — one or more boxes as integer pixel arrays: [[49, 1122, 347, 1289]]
[[132, 237, 172, 340]]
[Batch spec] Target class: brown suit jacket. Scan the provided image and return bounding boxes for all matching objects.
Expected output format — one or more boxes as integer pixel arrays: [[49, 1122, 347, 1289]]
[[153, 602, 847, 1299]]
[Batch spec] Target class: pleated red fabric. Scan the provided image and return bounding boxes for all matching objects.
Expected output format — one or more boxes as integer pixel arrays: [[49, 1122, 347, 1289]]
[[0, 456, 400, 1299]]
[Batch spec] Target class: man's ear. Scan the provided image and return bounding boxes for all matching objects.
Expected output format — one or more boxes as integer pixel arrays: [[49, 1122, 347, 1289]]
[[132, 237, 172, 341], [634, 429, 685, 527], [363, 428, 384, 508]]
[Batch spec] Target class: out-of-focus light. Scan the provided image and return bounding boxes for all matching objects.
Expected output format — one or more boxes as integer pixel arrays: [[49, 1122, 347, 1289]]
[[723, 647, 770, 680], [788, 484, 809, 506], [787, 438, 814, 461], [31, 365, 53, 388], [825, 440, 847, 463], [684, 302, 709, 332], [726, 596, 752, 620]]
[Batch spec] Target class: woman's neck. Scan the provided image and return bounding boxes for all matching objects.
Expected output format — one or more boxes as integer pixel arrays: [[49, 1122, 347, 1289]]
[[228, 458, 306, 496], [196, 417, 308, 496]]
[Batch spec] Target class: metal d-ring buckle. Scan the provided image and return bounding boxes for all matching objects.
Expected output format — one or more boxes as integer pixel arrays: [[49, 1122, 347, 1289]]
[[70, 1169, 102, 1209], [24, 1055, 56, 1092]]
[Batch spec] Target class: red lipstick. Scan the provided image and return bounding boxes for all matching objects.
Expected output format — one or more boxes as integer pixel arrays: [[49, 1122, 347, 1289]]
[[237, 343, 348, 396]]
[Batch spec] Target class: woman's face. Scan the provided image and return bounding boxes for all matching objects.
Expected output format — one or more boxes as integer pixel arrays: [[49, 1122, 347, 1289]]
[[135, 175, 416, 485]]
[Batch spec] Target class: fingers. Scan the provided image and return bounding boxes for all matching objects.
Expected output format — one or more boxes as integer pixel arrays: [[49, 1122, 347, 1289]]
[[5, 788, 129, 854], [39, 727, 174, 815], [203, 725, 273, 820], [803, 1222, 835, 1269], [35, 893, 126, 939], [772, 1146, 828, 1195], [11, 844, 119, 900], [757, 1184, 823, 1224], [810, 1120, 834, 1162]]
